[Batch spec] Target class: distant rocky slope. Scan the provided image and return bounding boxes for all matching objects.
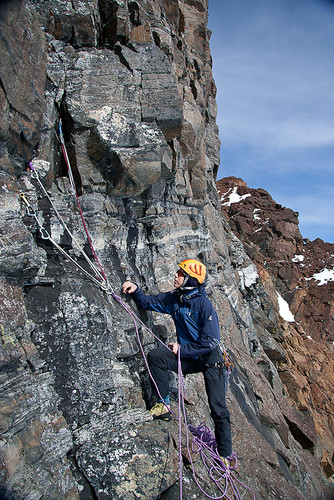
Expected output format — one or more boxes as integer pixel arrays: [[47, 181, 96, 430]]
[[0, 1, 333, 499], [217, 176, 334, 346], [217, 176, 334, 475]]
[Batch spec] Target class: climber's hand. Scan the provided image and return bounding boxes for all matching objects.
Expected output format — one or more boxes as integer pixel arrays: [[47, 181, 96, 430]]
[[122, 281, 138, 294], [168, 342, 179, 355]]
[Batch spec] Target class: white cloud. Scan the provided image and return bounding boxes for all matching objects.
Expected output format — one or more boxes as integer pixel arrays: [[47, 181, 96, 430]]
[[209, 0, 334, 242], [214, 53, 334, 150], [210, 1, 334, 151]]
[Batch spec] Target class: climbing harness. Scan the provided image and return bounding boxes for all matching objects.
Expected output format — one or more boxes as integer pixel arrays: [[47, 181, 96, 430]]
[[19, 121, 255, 499], [219, 339, 235, 373]]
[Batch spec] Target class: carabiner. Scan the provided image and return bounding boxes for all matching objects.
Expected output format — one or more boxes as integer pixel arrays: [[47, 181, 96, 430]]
[[40, 227, 50, 240], [19, 193, 35, 217]]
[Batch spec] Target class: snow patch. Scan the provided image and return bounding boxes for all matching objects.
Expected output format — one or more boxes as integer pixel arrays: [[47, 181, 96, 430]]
[[307, 268, 334, 286], [253, 208, 261, 221], [276, 291, 295, 322], [221, 187, 251, 206], [292, 254, 304, 263]]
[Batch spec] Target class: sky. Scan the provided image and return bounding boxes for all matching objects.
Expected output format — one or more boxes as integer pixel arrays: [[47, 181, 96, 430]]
[[208, 0, 334, 243]]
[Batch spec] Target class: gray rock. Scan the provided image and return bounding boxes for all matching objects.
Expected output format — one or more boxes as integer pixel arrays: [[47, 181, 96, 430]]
[[0, 0, 47, 155]]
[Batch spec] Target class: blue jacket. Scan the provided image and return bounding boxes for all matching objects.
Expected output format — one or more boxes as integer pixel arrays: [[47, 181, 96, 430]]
[[132, 285, 220, 359]]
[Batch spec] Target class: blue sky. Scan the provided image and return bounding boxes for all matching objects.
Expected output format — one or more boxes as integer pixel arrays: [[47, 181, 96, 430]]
[[208, 0, 334, 243]]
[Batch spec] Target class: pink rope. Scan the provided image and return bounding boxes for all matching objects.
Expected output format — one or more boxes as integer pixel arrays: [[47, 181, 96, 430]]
[[59, 122, 108, 284], [45, 121, 255, 497]]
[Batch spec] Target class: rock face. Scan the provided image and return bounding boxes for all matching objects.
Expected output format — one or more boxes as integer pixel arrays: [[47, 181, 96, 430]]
[[0, 2, 333, 500]]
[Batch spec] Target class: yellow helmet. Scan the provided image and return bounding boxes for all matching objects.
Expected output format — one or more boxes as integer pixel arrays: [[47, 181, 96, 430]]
[[178, 259, 206, 284]]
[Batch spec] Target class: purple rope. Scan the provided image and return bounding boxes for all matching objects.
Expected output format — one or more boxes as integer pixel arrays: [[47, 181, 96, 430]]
[[178, 355, 256, 500], [111, 292, 178, 418], [111, 292, 256, 499], [178, 355, 230, 499], [31, 133, 254, 499], [178, 347, 183, 500]]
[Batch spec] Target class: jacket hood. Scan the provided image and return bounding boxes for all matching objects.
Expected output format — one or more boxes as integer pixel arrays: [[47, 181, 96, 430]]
[[177, 284, 207, 301]]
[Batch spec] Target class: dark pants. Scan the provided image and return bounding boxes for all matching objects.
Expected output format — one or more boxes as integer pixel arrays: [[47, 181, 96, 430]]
[[147, 346, 232, 457]]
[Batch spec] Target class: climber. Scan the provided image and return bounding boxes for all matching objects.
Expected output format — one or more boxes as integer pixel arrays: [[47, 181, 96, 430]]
[[122, 258, 233, 465]]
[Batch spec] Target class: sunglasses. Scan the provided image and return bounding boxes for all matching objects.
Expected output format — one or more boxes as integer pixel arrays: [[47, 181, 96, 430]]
[[176, 269, 185, 277]]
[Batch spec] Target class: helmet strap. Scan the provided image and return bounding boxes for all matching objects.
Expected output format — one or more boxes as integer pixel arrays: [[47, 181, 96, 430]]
[[179, 275, 189, 290], [179, 275, 199, 292]]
